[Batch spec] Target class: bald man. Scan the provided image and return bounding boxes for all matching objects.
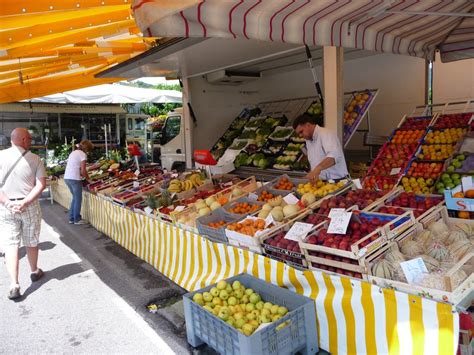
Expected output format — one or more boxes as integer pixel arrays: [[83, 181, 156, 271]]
[[0, 128, 46, 300]]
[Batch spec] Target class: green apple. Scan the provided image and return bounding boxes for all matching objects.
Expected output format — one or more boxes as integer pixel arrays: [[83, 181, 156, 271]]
[[226, 319, 235, 327], [270, 305, 279, 315], [245, 303, 255, 312], [457, 154, 466, 161], [241, 295, 249, 304], [278, 306, 289, 317], [233, 289, 244, 299], [225, 284, 233, 294], [249, 293, 261, 304], [235, 318, 246, 329], [203, 305, 213, 313], [263, 302, 273, 310], [216, 280, 227, 290], [218, 307, 230, 321], [203, 292, 213, 302], [272, 314, 282, 322], [210, 287, 220, 297], [261, 309, 271, 317], [234, 312, 244, 321], [260, 314, 271, 323], [205, 302, 214, 308], [232, 281, 241, 290], [219, 290, 229, 301], [447, 166, 455, 172], [245, 288, 254, 296], [212, 297, 222, 306], [246, 311, 256, 321], [228, 296, 237, 306], [193, 293, 204, 306], [255, 301, 264, 311], [242, 323, 255, 336]]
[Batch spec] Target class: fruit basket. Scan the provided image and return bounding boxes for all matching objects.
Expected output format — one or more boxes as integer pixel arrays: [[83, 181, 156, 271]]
[[365, 141, 418, 177], [365, 206, 474, 307], [364, 187, 444, 220], [225, 216, 277, 253], [399, 160, 444, 194], [433, 112, 473, 129], [343, 90, 374, 143], [223, 197, 265, 216], [299, 211, 415, 278], [269, 174, 309, 194], [183, 273, 318, 355], [260, 222, 312, 269], [196, 208, 242, 243], [268, 126, 294, 141], [397, 115, 434, 131]]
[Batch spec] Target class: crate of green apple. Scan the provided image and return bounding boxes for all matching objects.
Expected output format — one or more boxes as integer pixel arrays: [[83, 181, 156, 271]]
[[299, 211, 415, 278], [399, 160, 444, 194]]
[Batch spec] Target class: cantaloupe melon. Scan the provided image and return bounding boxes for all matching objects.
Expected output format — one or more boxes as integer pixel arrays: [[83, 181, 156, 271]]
[[371, 259, 394, 279], [400, 239, 423, 258], [447, 240, 472, 260], [427, 242, 450, 262], [416, 254, 440, 272], [446, 230, 469, 245], [428, 220, 449, 236]]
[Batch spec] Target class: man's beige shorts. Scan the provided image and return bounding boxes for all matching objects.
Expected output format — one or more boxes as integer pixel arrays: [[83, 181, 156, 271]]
[[0, 200, 42, 248]]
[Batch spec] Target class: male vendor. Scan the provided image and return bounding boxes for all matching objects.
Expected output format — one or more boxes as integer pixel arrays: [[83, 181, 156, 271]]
[[293, 113, 348, 181]]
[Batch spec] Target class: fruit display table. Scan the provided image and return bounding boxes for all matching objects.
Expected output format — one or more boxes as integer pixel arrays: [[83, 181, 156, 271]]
[[51, 178, 460, 355]]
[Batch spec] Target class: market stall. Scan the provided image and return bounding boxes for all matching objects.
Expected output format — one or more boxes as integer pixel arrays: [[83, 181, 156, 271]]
[[51, 166, 467, 354]]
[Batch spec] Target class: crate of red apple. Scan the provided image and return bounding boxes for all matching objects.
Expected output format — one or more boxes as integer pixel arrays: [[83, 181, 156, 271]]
[[364, 188, 444, 219], [397, 116, 433, 131], [366, 142, 418, 177], [304, 189, 387, 226], [433, 112, 473, 129], [299, 211, 416, 278]]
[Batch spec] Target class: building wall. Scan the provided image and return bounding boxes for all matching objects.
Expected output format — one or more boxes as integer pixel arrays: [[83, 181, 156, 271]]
[[433, 54, 474, 104], [189, 52, 427, 151]]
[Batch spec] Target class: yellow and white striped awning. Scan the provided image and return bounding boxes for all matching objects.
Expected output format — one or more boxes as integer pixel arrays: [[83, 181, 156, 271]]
[[0, 0, 159, 103]]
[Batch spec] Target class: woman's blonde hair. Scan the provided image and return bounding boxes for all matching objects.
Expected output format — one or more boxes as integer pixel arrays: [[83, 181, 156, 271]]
[[78, 139, 94, 153]]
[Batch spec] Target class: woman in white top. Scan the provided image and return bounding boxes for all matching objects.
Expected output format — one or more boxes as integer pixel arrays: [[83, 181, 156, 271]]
[[64, 140, 93, 224]]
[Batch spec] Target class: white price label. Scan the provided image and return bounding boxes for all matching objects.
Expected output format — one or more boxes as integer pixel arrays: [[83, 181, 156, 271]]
[[328, 208, 345, 218], [265, 213, 275, 227], [134, 169, 140, 176], [283, 193, 299, 205], [390, 168, 401, 175], [328, 179, 335, 184], [400, 257, 428, 284], [284, 222, 314, 242], [462, 176, 473, 191], [133, 181, 140, 188], [248, 193, 258, 201], [174, 205, 186, 212], [352, 178, 363, 189], [327, 211, 352, 234], [144, 207, 153, 215]]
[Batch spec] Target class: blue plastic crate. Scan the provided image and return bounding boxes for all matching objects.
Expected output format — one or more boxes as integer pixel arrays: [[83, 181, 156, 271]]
[[196, 208, 242, 243], [183, 273, 318, 355]]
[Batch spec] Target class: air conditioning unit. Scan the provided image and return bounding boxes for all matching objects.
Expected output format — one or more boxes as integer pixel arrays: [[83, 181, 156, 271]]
[[206, 70, 261, 85]]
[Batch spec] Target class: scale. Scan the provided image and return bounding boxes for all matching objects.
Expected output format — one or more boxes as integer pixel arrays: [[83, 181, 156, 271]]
[[194, 150, 217, 180]]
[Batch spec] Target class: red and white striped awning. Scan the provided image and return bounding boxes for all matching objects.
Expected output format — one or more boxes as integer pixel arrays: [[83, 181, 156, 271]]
[[131, 0, 474, 62]]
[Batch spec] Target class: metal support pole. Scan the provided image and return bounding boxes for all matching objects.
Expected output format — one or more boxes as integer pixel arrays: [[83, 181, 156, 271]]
[[305, 45, 324, 110]]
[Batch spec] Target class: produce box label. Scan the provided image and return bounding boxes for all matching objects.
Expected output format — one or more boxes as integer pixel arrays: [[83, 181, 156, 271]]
[[327, 211, 352, 234], [248, 192, 258, 201], [284, 222, 314, 242], [283, 193, 299, 205], [390, 167, 401, 175], [352, 179, 363, 189], [400, 257, 428, 284]]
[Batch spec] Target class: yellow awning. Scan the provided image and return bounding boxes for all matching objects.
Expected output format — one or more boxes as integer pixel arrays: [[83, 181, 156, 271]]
[[0, 0, 158, 103]]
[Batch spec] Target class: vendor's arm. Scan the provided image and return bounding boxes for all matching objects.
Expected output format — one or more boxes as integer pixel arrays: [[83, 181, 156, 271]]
[[80, 160, 91, 181], [305, 157, 336, 181]]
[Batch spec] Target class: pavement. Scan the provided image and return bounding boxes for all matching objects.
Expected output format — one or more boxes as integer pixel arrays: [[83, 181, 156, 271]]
[[0, 201, 195, 354]]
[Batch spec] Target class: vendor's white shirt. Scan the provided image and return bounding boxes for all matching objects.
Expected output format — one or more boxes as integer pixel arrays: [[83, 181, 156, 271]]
[[306, 125, 348, 180], [64, 150, 87, 180]]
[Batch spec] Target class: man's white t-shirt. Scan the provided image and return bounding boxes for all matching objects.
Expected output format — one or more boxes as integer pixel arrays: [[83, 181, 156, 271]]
[[305, 125, 348, 180], [64, 150, 87, 180]]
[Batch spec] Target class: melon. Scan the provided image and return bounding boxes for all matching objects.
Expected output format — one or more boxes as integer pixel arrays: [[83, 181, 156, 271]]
[[268, 196, 283, 207], [452, 222, 472, 237], [448, 240, 472, 260], [417, 230, 432, 246], [384, 248, 406, 265], [371, 259, 394, 279], [427, 242, 450, 262], [446, 230, 469, 245], [262, 203, 272, 212], [271, 208, 284, 222], [301, 192, 316, 207], [428, 220, 449, 236], [400, 239, 423, 258], [283, 204, 299, 218], [417, 254, 440, 272], [258, 209, 270, 219]]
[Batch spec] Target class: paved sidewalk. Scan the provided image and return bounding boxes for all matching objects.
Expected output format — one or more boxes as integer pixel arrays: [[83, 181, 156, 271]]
[[0, 202, 192, 354]]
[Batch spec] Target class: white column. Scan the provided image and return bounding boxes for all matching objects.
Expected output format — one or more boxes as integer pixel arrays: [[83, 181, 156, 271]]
[[323, 46, 344, 143]]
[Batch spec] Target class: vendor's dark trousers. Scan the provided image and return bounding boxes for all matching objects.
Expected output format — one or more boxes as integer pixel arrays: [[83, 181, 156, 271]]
[[65, 179, 83, 223]]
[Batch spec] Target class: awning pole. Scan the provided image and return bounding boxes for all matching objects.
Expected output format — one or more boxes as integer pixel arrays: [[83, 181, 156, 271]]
[[305, 45, 324, 110]]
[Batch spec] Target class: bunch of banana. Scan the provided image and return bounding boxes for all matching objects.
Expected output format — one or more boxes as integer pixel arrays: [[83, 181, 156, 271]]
[[168, 178, 195, 193], [188, 173, 204, 188]]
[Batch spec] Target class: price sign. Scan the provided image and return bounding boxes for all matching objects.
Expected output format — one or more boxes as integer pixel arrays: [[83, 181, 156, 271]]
[[390, 168, 401, 175], [174, 206, 186, 212], [400, 257, 428, 284], [144, 207, 153, 215], [328, 208, 345, 219], [283, 193, 299, 205], [134, 169, 140, 176], [327, 211, 352, 234], [133, 181, 140, 188], [265, 213, 275, 227], [284, 222, 314, 242], [248, 193, 258, 201], [353, 179, 363, 189]]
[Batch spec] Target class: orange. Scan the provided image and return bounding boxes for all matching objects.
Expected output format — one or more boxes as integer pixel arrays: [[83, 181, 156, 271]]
[[458, 211, 470, 219], [465, 189, 474, 199], [453, 192, 465, 198]]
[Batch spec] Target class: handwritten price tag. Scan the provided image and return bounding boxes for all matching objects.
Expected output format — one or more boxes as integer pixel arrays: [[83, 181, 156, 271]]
[[283, 193, 299, 205], [352, 179, 363, 189], [134, 169, 140, 176], [390, 168, 401, 175], [400, 257, 428, 284], [174, 206, 186, 212], [327, 211, 352, 234], [328, 208, 345, 218], [265, 213, 275, 227], [284, 222, 314, 242], [133, 181, 140, 188]]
